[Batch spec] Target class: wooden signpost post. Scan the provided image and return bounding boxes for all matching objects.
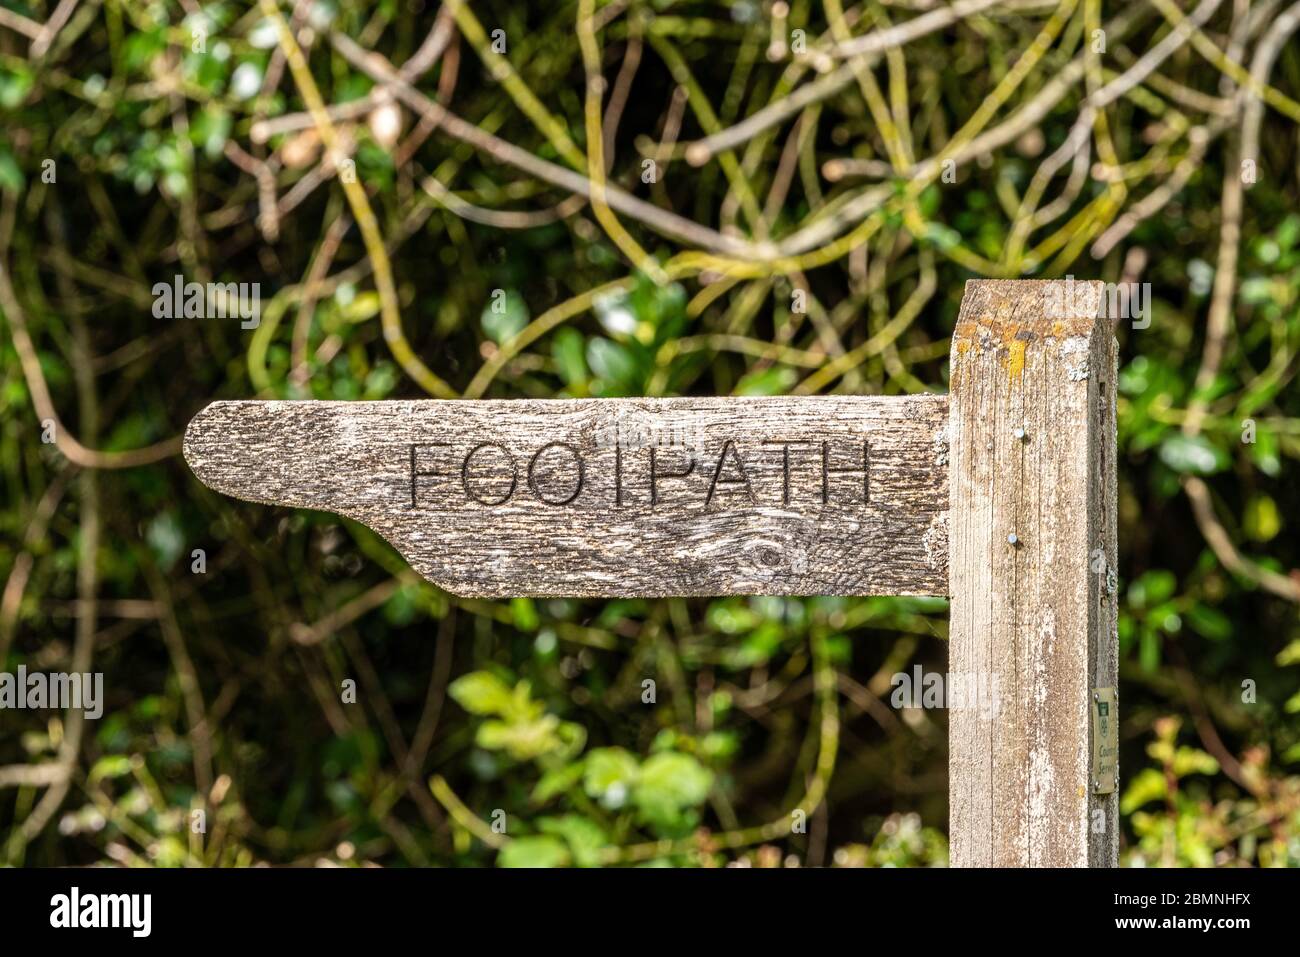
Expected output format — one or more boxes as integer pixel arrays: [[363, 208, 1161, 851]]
[[185, 279, 1118, 867]]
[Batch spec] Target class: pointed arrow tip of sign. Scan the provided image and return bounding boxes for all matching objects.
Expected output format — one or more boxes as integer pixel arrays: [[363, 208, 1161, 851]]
[[182, 402, 218, 481]]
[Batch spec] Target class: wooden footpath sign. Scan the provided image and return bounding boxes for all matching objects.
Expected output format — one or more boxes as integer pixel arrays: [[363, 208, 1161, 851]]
[[185, 279, 1119, 868]]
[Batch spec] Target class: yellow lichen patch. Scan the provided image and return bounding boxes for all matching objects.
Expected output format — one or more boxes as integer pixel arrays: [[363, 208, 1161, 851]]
[[1008, 339, 1026, 383]]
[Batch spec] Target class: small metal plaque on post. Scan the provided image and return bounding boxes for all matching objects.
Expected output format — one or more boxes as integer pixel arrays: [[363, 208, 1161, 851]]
[[1092, 687, 1118, 795]]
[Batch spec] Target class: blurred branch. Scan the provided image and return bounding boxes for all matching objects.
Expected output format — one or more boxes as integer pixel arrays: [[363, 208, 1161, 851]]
[[0, 7, 41, 40], [1, 201, 182, 468], [1183, 477, 1300, 603], [328, 31, 763, 258], [262, 0, 458, 399]]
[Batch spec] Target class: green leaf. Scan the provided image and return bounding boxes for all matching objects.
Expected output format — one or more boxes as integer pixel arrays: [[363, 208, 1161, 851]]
[[481, 289, 529, 344], [921, 222, 961, 251], [917, 184, 941, 218], [1171, 746, 1218, 777], [89, 755, 134, 782], [0, 66, 34, 110], [553, 719, 587, 761], [1139, 627, 1161, 672], [449, 671, 515, 716], [586, 337, 638, 386], [701, 730, 739, 761], [247, 19, 281, 49], [537, 815, 609, 867], [190, 106, 232, 161], [146, 512, 185, 571], [1275, 214, 1300, 251], [0, 148, 23, 193], [1238, 276, 1275, 305], [634, 752, 713, 826], [1185, 604, 1231, 641], [341, 291, 381, 323], [551, 327, 588, 387], [735, 366, 796, 396], [510, 597, 540, 631], [381, 584, 419, 627], [229, 61, 264, 101], [123, 28, 167, 72], [1120, 767, 1166, 814], [1157, 434, 1228, 476], [1128, 569, 1176, 608], [732, 620, 783, 667], [583, 747, 639, 809], [593, 289, 637, 337], [497, 835, 569, 868], [476, 714, 565, 760], [1249, 426, 1281, 477], [1243, 494, 1281, 542], [532, 763, 584, 804]]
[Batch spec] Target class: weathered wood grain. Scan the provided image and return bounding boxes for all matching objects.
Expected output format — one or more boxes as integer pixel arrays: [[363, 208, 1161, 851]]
[[186, 279, 1122, 867], [184, 396, 950, 597], [947, 279, 1119, 867]]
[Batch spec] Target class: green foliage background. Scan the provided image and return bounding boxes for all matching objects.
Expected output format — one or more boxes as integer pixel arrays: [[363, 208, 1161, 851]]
[[1, 0, 1298, 867]]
